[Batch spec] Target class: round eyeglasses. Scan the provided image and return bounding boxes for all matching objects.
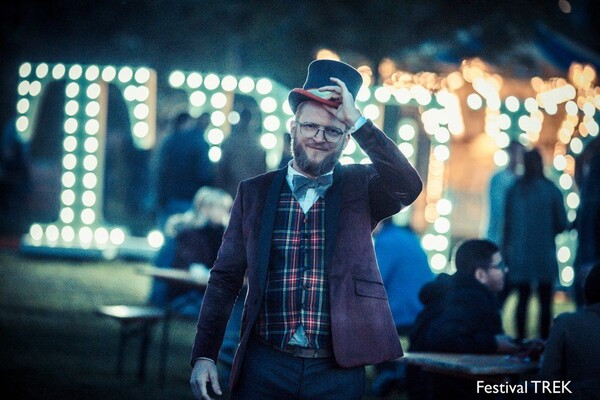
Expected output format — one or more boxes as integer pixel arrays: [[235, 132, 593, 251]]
[[295, 121, 345, 143]]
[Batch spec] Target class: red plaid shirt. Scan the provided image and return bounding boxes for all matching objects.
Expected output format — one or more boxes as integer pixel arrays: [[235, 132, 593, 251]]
[[254, 186, 331, 349]]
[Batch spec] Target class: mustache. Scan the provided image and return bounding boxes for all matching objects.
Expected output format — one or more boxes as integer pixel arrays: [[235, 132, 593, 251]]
[[292, 138, 342, 176], [306, 143, 330, 150]]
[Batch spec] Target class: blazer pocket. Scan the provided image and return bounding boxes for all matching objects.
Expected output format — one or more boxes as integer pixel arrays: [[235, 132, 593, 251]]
[[354, 278, 388, 300]]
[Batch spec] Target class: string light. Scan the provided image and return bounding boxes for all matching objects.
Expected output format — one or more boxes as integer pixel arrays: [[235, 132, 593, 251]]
[[17, 58, 597, 276]]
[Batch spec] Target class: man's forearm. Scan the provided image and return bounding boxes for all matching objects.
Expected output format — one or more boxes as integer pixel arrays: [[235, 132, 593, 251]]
[[190, 273, 243, 364], [353, 119, 423, 206]]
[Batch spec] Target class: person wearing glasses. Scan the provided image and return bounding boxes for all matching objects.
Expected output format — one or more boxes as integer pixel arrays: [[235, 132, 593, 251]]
[[406, 239, 538, 400], [189, 59, 422, 400], [422, 239, 518, 355]]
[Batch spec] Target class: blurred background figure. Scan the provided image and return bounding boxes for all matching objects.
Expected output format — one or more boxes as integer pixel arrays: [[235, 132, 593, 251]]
[[573, 135, 600, 308], [406, 239, 522, 400], [483, 141, 525, 307], [375, 218, 435, 334], [153, 112, 213, 230], [216, 95, 266, 198], [540, 262, 600, 399], [370, 217, 434, 397], [166, 186, 232, 316], [405, 272, 451, 400], [484, 141, 526, 248], [503, 148, 568, 340], [147, 186, 232, 313], [0, 117, 30, 235]]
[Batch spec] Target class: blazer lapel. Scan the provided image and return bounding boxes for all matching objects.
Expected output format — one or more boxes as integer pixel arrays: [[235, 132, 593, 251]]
[[256, 167, 287, 294], [324, 164, 344, 275]]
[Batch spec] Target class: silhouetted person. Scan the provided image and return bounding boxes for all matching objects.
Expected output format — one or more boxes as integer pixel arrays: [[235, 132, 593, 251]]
[[573, 136, 600, 308], [503, 148, 568, 340], [484, 141, 525, 247], [167, 186, 232, 316], [216, 97, 267, 198], [540, 262, 600, 399], [154, 112, 213, 230], [147, 186, 232, 310], [484, 141, 526, 306], [0, 118, 30, 233]]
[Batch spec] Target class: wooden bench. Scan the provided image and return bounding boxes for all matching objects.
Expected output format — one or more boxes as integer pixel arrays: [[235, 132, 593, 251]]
[[95, 305, 165, 382]]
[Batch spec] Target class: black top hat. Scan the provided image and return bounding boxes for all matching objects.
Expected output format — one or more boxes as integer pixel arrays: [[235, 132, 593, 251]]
[[288, 59, 363, 114]]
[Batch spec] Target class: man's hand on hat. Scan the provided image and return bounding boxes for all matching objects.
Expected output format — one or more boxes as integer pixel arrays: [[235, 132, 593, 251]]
[[319, 77, 362, 130]]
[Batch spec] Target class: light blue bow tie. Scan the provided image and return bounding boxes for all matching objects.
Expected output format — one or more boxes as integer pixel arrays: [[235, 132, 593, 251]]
[[292, 174, 333, 199]]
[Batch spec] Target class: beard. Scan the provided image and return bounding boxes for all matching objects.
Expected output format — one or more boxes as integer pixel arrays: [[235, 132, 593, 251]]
[[292, 136, 343, 177]]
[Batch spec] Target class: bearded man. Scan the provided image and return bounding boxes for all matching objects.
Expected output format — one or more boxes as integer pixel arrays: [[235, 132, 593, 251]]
[[190, 59, 423, 400]]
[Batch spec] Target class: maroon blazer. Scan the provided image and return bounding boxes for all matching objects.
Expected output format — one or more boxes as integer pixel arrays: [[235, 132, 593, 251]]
[[191, 119, 423, 388]]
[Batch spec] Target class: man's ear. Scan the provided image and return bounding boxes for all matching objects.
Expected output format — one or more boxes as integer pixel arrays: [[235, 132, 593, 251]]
[[474, 267, 488, 285]]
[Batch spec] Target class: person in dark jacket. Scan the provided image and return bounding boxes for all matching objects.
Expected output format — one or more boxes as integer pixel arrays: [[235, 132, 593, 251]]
[[573, 136, 600, 308], [503, 148, 567, 339], [405, 272, 451, 400], [407, 239, 523, 400], [154, 112, 214, 230], [147, 186, 232, 314], [540, 263, 600, 399], [189, 60, 422, 400]]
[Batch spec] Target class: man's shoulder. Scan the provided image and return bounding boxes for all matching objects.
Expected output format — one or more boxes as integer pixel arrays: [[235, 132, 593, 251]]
[[238, 168, 284, 191], [554, 306, 600, 325], [490, 169, 515, 186], [334, 162, 373, 183]]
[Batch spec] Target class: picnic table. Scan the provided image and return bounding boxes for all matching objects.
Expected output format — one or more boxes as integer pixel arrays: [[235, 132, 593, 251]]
[[400, 351, 539, 382], [138, 266, 209, 386]]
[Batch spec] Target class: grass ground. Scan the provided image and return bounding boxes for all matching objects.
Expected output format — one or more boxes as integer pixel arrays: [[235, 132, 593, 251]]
[[0, 249, 575, 400], [0, 250, 194, 400]]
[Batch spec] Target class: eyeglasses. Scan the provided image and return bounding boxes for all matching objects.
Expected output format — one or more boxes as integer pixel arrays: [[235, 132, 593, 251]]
[[295, 121, 346, 143], [487, 261, 507, 272]]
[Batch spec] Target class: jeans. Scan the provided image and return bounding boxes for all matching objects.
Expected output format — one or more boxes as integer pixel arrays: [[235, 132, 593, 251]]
[[232, 336, 365, 400]]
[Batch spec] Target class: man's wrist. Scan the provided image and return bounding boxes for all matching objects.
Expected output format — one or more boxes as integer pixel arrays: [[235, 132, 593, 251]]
[[347, 116, 367, 134], [193, 357, 216, 366]]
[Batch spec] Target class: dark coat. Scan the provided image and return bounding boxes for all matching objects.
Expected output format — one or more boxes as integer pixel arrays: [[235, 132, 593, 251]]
[[503, 177, 567, 284], [540, 303, 600, 399], [190, 120, 422, 389], [423, 273, 503, 353], [407, 273, 504, 400], [408, 273, 451, 352], [168, 224, 225, 300], [406, 274, 452, 400], [172, 224, 225, 271], [156, 127, 213, 207]]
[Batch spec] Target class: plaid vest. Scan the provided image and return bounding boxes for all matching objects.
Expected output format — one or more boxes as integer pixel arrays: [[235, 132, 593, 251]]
[[254, 185, 331, 349]]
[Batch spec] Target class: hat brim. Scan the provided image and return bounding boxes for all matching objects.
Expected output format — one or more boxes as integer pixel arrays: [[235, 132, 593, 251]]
[[288, 88, 341, 114]]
